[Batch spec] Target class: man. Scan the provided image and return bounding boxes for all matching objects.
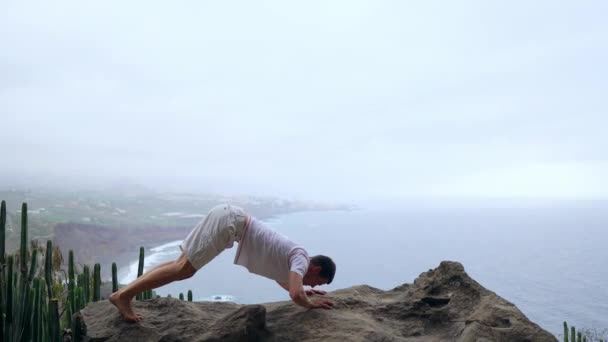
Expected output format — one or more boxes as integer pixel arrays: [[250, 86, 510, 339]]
[[110, 204, 336, 322]]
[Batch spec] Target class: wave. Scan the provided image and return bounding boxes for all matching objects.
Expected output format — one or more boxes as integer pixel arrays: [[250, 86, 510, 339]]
[[119, 240, 182, 284]]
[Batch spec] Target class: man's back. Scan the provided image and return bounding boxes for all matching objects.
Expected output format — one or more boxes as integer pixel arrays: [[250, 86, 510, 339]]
[[234, 217, 309, 283]]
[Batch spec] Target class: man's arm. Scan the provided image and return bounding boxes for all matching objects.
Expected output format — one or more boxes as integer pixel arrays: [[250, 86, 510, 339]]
[[277, 280, 327, 296], [276, 281, 289, 292], [287, 272, 333, 310]]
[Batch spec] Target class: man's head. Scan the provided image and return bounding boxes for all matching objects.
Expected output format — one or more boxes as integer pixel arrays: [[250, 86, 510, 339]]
[[303, 255, 336, 287]]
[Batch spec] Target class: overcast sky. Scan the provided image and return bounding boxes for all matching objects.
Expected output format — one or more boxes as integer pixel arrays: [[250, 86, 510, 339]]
[[1, 1, 607, 201]]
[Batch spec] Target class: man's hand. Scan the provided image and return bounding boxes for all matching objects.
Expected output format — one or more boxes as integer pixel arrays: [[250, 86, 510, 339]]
[[311, 298, 334, 310], [305, 289, 327, 296]]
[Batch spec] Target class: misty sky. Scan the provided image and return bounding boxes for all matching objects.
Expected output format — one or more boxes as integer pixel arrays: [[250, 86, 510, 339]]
[[1, 1, 607, 201]]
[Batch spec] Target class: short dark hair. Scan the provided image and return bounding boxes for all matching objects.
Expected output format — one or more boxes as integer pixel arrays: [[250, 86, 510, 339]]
[[310, 255, 336, 284]]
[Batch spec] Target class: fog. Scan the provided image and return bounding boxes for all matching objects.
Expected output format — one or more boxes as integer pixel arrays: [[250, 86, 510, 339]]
[[1, 1, 607, 201]]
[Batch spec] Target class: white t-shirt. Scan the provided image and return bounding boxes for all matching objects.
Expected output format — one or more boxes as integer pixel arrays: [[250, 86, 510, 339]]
[[234, 218, 310, 283]]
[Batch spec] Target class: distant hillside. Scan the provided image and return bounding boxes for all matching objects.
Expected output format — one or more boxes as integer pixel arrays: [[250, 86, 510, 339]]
[[0, 188, 353, 254]]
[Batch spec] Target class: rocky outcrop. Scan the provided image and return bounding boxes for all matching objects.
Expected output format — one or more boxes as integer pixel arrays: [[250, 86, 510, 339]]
[[76, 261, 557, 341]]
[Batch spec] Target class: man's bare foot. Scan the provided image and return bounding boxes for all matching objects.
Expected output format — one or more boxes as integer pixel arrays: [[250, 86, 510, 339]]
[[109, 291, 143, 322]]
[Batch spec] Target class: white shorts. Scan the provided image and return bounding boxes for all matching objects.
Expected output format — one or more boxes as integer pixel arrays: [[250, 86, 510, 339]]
[[180, 204, 248, 270]]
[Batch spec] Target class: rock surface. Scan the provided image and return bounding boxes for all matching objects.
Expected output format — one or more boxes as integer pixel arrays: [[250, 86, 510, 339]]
[[77, 261, 557, 341]]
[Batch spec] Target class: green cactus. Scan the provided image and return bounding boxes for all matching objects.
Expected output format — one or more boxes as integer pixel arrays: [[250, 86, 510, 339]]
[[571, 327, 576, 342], [93, 263, 101, 302], [20, 283, 34, 342], [0, 200, 5, 341], [1, 200, 6, 262], [83, 265, 90, 303], [28, 248, 38, 282], [48, 298, 61, 342], [32, 278, 41, 342], [78, 286, 85, 311], [45, 240, 53, 299], [74, 312, 86, 342], [179, 292, 184, 301], [188, 290, 193, 302], [64, 303, 72, 334], [5, 255, 14, 342], [20, 203, 28, 275], [112, 262, 118, 293], [68, 250, 75, 314], [564, 322, 569, 342], [136, 246, 144, 300]]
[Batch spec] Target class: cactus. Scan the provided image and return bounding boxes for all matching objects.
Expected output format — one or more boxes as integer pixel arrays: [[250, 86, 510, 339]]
[[68, 250, 76, 314], [12, 202, 34, 342], [0, 200, 6, 340], [20, 203, 28, 275], [64, 303, 72, 334], [571, 326, 576, 342], [77, 286, 84, 312], [1, 199, 64, 342], [49, 299, 61, 342], [188, 290, 193, 302], [563, 323, 594, 342], [20, 283, 34, 342], [1, 200, 6, 262], [112, 262, 118, 293], [32, 278, 41, 342], [45, 240, 53, 298], [74, 313, 86, 342], [5, 255, 14, 342], [28, 248, 38, 282], [179, 292, 184, 301], [136, 246, 145, 300], [93, 263, 101, 302], [83, 265, 90, 303]]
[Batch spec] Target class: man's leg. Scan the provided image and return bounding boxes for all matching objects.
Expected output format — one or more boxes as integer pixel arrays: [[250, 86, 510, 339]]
[[122, 259, 174, 286], [109, 253, 196, 322]]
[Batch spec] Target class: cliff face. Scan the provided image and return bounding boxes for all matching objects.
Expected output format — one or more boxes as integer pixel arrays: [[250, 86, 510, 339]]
[[76, 261, 556, 342]]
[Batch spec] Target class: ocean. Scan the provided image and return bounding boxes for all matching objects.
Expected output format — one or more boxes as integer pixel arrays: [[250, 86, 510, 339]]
[[119, 200, 608, 336]]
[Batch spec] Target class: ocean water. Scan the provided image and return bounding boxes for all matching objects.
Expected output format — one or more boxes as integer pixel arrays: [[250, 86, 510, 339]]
[[119, 200, 608, 336]]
